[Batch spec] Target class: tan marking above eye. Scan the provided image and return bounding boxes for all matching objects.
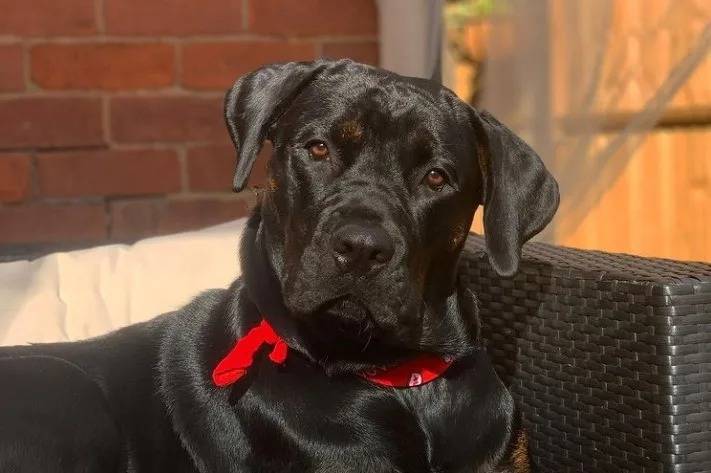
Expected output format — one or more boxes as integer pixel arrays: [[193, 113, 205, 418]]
[[268, 177, 278, 191], [341, 120, 363, 141], [424, 169, 446, 189], [307, 141, 330, 160]]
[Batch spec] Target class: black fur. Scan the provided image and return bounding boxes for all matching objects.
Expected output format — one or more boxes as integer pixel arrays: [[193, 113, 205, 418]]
[[0, 60, 558, 472]]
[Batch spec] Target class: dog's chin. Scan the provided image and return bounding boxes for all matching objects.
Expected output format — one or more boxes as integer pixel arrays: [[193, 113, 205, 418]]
[[289, 295, 378, 342], [319, 296, 374, 325], [285, 295, 422, 374]]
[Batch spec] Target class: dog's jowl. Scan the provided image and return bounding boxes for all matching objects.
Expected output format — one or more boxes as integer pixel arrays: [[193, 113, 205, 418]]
[[0, 60, 558, 473]]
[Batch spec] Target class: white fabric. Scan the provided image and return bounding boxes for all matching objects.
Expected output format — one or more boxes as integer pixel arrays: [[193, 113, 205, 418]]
[[0, 219, 246, 346]]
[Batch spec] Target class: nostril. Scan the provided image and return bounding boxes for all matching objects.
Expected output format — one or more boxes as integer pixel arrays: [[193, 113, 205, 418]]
[[333, 239, 353, 256], [373, 250, 389, 264]]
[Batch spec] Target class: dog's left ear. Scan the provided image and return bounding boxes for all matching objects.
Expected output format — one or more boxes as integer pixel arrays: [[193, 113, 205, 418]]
[[224, 60, 332, 192], [470, 108, 559, 277]]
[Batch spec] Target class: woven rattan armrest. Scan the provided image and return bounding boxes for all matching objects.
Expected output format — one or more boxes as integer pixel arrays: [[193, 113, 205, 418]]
[[458, 234, 711, 473]]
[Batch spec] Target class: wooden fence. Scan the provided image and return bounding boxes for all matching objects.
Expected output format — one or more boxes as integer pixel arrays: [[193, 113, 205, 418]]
[[452, 0, 711, 261]]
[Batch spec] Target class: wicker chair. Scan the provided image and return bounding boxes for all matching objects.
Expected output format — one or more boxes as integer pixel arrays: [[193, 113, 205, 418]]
[[459, 234, 711, 473]]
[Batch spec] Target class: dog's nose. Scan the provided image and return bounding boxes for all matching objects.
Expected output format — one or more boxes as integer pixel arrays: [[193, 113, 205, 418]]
[[331, 224, 394, 273]]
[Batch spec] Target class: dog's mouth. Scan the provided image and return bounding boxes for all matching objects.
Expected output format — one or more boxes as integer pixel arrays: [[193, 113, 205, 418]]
[[293, 295, 381, 348], [290, 294, 425, 373], [286, 285, 416, 344], [308, 295, 379, 341], [321, 296, 372, 323]]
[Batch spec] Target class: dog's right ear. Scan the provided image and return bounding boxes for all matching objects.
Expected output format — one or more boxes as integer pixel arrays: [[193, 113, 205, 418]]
[[224, 60, 331, 192]]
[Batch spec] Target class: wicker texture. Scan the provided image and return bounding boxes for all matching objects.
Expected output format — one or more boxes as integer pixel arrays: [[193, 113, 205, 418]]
[[459, 234, 711, 473]]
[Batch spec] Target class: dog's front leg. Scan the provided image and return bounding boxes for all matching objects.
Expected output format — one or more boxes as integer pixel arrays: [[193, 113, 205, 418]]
[[162, 369, 254, 472], [167, 393, 253, 473], [159, 292, 254, 473]]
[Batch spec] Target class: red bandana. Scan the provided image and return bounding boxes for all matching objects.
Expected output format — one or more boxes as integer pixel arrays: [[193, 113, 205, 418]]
[[212, 319, 453, 388]]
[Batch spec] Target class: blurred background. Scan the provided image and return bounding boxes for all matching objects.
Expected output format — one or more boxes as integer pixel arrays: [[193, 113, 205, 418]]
[[445, 0, 711, 262], [0, 0, 709, 262]]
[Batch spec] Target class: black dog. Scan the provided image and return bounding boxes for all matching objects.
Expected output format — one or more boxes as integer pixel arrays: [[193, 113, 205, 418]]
[[0, 59, 558, 472]]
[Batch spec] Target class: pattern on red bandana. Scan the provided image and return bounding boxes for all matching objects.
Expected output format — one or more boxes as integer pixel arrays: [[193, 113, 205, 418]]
[[359, 354, 454, 387], [212, 319, 453, 389]]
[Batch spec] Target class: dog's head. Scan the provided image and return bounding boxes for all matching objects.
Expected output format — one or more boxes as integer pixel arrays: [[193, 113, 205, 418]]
[[226, 60, 558, 370]]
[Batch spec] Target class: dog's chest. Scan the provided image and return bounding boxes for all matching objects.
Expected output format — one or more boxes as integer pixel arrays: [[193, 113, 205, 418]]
[[236, 352, 512, 473]]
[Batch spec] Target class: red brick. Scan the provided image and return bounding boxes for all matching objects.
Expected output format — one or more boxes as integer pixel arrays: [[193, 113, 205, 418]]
[[186, 145, 233, 192], [187, 143, 270, 191], [105, 0, 242, 36], [322, 41, 379, 65], [0, 203, 106, 245], [183, 41, 316, 90], [111, 96, 226, 144], [249, 0, 377, 37], [0, 97, 104, 150], [0, 154, 32, 203], [110, 197, 251, 240], [37, 149, 181, 198], [0, 45, 24, 92], [0, 0, 95, 36], [32, 43, 175, 90]]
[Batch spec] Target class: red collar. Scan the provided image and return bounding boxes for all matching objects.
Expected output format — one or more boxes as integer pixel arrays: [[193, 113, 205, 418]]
[[212, 319, 453, 389]]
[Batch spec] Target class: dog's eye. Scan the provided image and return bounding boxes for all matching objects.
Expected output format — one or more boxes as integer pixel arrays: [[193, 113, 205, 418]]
[[306, 141, 330, 160], [424, 169, 447, 190]]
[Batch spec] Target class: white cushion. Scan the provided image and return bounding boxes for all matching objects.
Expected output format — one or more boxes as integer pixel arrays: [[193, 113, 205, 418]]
[[0, 219, 246, 346]]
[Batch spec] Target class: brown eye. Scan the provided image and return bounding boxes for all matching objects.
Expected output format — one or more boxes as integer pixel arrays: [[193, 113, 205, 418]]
[[307, 141, 329, 160], [424, 169, 447, 190]]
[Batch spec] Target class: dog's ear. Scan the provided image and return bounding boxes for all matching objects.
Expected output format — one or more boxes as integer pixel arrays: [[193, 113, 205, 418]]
[[224, 60, 331, 192], [470, 108, 559, 277]]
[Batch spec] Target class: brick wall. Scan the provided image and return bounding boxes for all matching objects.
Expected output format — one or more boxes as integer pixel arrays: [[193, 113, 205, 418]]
[[0, 0, 378, 257]]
